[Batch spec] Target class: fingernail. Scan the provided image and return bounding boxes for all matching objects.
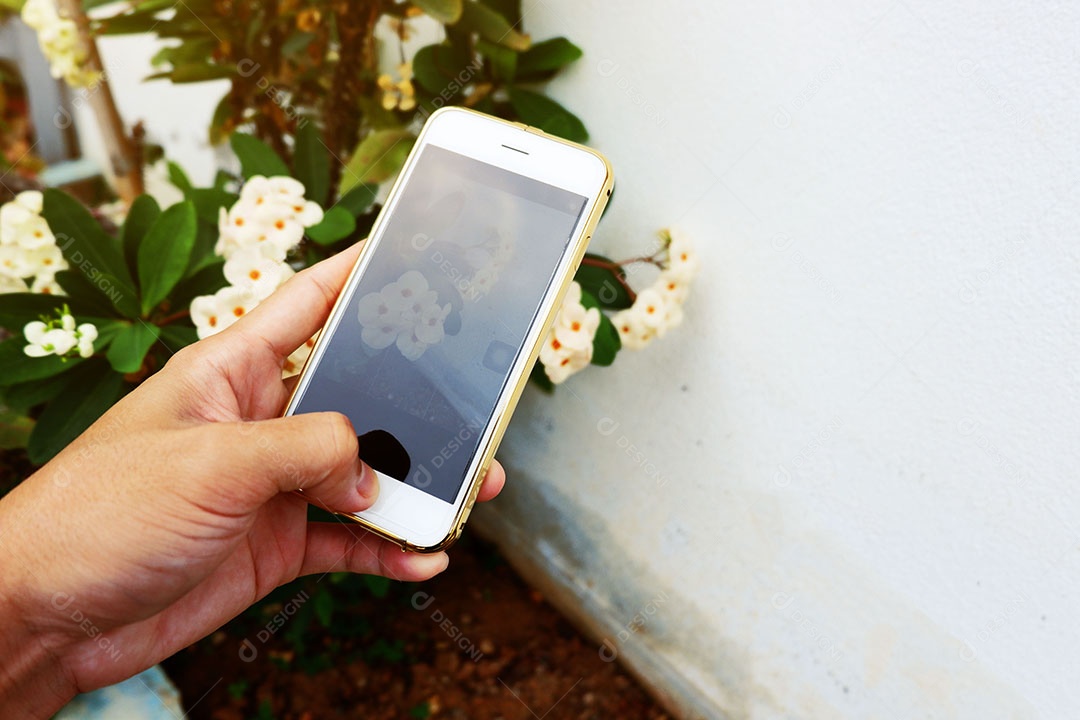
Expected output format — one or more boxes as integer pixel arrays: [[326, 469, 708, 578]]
[[357, 462, 379, 504]]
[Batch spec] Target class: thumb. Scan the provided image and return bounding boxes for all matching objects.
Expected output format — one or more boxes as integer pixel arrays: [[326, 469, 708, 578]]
[[199, 412, 379, 515]]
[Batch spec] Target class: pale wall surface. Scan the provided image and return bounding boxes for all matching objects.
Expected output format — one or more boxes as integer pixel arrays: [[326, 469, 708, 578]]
[[89, 2, 1080, 717], [477, 1, 1080, 718]]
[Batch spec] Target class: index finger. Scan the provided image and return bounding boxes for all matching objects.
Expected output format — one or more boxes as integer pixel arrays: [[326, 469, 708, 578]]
[[233, 241, 363, 357]]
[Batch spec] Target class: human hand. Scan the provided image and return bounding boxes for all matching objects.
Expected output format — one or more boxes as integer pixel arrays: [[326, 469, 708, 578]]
[[0, 242, 505, 717]]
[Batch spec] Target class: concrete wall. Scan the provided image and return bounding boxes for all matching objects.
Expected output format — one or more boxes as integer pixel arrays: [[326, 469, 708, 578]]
[[86, 2, 1079, 716], [475, 1, 1079, 718]]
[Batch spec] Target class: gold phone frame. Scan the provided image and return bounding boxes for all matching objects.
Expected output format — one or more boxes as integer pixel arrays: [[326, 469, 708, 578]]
[[283, 107, 614, 553]]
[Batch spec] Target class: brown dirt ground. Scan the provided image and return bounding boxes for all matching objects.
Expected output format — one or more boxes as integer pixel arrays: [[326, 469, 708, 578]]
[[163, 534, 670, 720]]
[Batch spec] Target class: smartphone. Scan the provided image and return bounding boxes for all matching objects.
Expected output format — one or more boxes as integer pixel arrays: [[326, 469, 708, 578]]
[[284, 107, 613, 552]]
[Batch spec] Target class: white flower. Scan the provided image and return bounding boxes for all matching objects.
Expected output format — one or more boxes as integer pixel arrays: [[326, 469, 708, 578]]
[[381, 270, 431, 312], [356, 271, 449, 360], [224, 248, 294, 300], [539, 331, 590, 384], [666, 229, 700, 281], [214, 175, 324, 262], [611, 307, 656, 351], [24, 321, 48, 345], [190, 285, 259, 339], [23, 312, 98, 359], [539, 282, 597, 384], [553, 302, 600, 353], [414, 302, 450, 345], [283, 333, 318, 377], [654, 270, 690, 306], [21, 0, 100, 88], [633, 287, 667, 331], [0, 275, 28, 294], [0, 192, 69, 295]]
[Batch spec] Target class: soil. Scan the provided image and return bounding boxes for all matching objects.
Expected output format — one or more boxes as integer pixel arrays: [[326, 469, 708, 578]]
[[163, 534, 670, 720]]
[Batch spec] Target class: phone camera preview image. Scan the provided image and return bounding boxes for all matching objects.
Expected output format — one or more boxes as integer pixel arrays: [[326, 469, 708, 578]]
[[292, 145, 587, 503]]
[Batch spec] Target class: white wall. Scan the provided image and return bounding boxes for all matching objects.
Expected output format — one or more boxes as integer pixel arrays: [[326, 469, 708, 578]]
[[91, 3, 1079, 717], [476, 1, 1079, 718]]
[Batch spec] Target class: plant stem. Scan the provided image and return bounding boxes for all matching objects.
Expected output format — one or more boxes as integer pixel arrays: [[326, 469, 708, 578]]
[[56, 0, 144, 204]]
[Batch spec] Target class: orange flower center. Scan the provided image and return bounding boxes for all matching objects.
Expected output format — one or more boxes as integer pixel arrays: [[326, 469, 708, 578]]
[[249, 270, 261, 280], [571, 321, 581, 331], [560, 357, 571, 366], [233, 306, 245, 317], [275, 220, 286, 230], [552, 339, 562, 350], [208, 316, 218, 327], [235, 218, 244, 226]]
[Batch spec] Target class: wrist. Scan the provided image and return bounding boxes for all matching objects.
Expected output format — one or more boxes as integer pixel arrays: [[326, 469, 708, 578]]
[[0, 593, 78, 718], [0, 507, 79, 717]]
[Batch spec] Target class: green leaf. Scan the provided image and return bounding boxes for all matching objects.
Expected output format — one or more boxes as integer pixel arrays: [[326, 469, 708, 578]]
[[138, 201, 198, 315], [455, 1, 530, 51], [313, 587, 334, 628], [516, 37, 582, 78], [306, 206, 356, 245], [187, 188, 237, 225], [478, 0, 521, 25], [0, 337, 83, 386], [363, 575, 391, 598], [0, 407, 33, 451], [26, 360, 125, 464], [529, 360, 554, 393], [122, 194, 162, 277], [339, 129, 415, 194], [1, 367, 76, 414], [42, 189, 138, 318], [209, 92, 232, 146], [230, 133, 290, 179], [55, 271, 121, 318], [411, 42, 473, 96], [574, 255, 632, 310], [166, 161, 193, 194], [476, 38, 516, 82], [508, 87, 588, 142], [0, 293, 69, 333], [412, 0, 463, 23], [579, 289, 620, 365], [106, 322, 160, 374], [293, 122, 330, 207], [169, 261, 226, 308], [336, 183, 379, 217], [158, 325, 199, 352]]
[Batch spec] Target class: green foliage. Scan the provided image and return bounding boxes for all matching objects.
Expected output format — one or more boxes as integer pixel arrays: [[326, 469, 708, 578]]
[[340, 129, 416, 193], [412, 0, 463, 24], [2, 0, 606, 464], [26, 360, 125, 464], [508, 87, 588, 142], [137, 201, 197, 315], [293, 123, 330, 207], [575, 255, 633, 310], [306, 206, 356, 245], [579, 289, 622, 366], [231, 133, 290, 179]]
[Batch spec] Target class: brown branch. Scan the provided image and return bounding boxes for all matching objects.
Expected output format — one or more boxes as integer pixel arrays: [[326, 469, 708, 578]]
[[56, 0, 144, 204]]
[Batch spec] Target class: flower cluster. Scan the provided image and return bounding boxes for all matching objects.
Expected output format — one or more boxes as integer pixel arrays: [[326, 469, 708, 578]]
[[0, 190, 67, 295], [357, 270, 451, 361], [539, 282, 601, 384], [460, 229, 513, 300], [23, 307, 97, 359], [21, 0, 100, 88], [612, 229, 699, 350], [377, 62, 416, 112], [193, 176, 324, 373]]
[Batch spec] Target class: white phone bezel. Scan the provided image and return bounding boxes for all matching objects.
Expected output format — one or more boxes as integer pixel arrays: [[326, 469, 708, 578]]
[[285, 107, 610, 549]]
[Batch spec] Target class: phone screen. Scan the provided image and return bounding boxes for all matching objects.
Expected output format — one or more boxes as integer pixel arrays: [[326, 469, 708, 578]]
[[291, 144, 588, 503]]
